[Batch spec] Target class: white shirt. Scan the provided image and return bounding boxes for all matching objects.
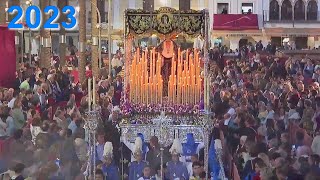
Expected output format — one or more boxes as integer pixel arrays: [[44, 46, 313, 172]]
[[224, 108, 236, 125], [187, 162, 193, 177], [193, 37, 204, 50], [111, 58, 123, 68], [30, 125, 42, 144], [138, 177, 154, 180], [8, 98, 16, 109], [312, 135, 320, 156]]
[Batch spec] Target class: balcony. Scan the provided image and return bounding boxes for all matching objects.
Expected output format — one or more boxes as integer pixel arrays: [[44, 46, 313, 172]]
[[263, 10, 320, 29], [213, 14, 259, 30]]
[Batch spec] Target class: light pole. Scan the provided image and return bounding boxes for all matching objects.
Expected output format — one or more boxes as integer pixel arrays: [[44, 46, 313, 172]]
[[77, 1, 102, 69], [26, 0, 32, 63], [108, 0, 112, 76]]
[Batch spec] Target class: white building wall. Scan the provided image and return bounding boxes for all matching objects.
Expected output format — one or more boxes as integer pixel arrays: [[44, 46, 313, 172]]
[[212, 0, 265, 50]]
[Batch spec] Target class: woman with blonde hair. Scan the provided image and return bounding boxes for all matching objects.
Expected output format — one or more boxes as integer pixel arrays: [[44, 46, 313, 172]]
[[106, 86, 114, 106], [258, 153, 270, 167]]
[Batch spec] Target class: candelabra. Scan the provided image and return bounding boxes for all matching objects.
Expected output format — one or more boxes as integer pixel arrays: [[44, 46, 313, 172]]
[[199, 110, 214, 180], [216, 147, 226, 180], [84, 107, 100, 180], [155, 111, 173, 180]]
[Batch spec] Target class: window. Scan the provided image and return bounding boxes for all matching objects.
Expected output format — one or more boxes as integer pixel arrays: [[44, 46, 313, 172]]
[[88, 11, 91, 24], [88, 11, 108, 24], [97, 0, 106, 22], [307, 0, 318, 20], [281, 0, 292, 20], [143, 0, 154, 11], [242, 3, 253, 14], [217, 3, 228, 14], [179, 0, 190, 11], [269, 0, 280, 20], [294, 0, 305, 20]]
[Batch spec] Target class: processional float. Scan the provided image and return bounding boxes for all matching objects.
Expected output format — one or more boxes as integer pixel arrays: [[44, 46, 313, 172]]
[[119, 7, 218, 179]]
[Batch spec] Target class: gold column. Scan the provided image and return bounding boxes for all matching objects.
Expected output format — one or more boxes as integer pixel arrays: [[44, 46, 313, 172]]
[[78, 0, 86, 83], [0, 0, 5, 25], [40, 0, 51, 68], [91, 0, 99, 77], [58, 0, 68, 66]]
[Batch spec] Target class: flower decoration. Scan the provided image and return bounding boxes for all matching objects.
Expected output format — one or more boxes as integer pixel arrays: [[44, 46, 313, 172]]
[[120, 94, 203, 125]]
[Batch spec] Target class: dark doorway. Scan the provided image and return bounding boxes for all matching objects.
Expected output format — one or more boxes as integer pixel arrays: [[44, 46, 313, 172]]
[[295, 37, 308, 49], [239, 38, 248, 48], [271, 37, 281, 47]]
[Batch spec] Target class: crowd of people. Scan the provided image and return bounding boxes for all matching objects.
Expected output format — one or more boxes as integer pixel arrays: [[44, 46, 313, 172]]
[[208, 42, 320, 180], [1, 39, 320, 180]]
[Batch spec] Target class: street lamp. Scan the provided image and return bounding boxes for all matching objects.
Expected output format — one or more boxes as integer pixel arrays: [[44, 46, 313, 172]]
[[108, 0, 112, 77], [77, 1, 102, 69], [26, 0, 32, 63]]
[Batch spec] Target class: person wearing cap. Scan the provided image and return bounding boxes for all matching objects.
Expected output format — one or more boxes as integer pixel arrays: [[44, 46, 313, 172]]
[[129, 137, 148, 180], [166, 138, 189, 180], [123, 133, 149, 162], [101, 142, 120, 180]]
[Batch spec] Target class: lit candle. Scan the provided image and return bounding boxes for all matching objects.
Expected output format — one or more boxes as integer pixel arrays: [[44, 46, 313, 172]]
[[193, 75, 196, 104], [145, 75, 148, 104], [156, 83, 158, 104], [168, 77, 171, 103], [160, 79, 163, 104], [88, 78, 91, 111], [130, 80, 133, 102], [141, 75, 143, 104], [174, 75, 176, 104], [92, 76, 96, 106], [207, 78, 210, 109]]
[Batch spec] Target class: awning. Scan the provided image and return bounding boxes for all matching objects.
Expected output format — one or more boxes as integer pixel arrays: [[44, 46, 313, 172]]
[[212, 29, 262, 37], [213, 14, 259, 30], [263, 28, 320, 36]]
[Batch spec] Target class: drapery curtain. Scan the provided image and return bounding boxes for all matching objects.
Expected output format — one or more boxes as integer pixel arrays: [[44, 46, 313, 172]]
[[213, 14, 259, 30], [0, 26, 16, 88]]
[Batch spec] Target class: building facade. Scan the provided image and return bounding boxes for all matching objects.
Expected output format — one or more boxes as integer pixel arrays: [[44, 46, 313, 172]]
[[11, 0, 214, 56], [7, 0, 319, 56], [211, 0, 320, 50], [263, 0, 320, 49]]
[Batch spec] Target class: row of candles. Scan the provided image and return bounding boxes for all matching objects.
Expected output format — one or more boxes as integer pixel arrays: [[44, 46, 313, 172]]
[[130, 48, 163, 104], [129, 47, 202, 106], [168, 48, 201, 105], [87, 77, 96, 111]]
